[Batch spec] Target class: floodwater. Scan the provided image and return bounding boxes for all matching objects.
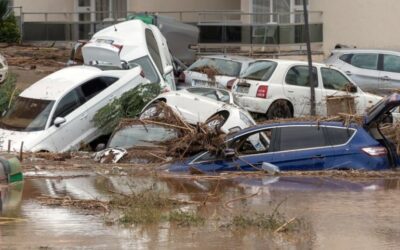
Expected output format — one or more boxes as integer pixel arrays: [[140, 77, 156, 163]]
[[1, 169, 400, 249]]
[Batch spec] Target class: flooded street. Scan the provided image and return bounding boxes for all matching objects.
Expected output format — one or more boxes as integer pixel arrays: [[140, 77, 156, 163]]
[[1, 167, 400, 249]]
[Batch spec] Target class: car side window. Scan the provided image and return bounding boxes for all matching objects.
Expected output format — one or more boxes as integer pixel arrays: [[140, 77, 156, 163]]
[[285, 66, 318, 87], [145, 29, 163, 74], [321, 68, 351, 91], [53, 90, 82, 120], [234, 129, 273, 155], [277, 126, 327, 151], [129, 56, 160, 83], [325, 127, 355, 145], [383, 54, 400, 73], [350, 54, 378, 70], [80, 76, 118, 101], [339, 54, 353, 64]]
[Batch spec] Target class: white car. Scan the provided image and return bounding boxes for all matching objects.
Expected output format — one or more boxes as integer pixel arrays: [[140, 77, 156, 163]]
[[140, 88, 256, 134], [0, 65, 146, 152], [0, 54, 8, 83], [181, 55, 253, 89], [231, 59, 383, 119], [82, 20, 176, 92]]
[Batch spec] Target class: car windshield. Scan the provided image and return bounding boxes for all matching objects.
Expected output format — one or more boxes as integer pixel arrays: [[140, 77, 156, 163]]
[[108, 124, 178, 148], [242, 61, 277, 81], [188, 57, 242, 77], [185, 87, 231, 104], [0, 97, 54, 131]]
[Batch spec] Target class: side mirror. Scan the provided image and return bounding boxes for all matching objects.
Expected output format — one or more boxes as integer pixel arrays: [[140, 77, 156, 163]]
[[223, 148, 236, 159], [54, 117, 66, 127], [163, 65, 173, 76], [346, 83, 357, 93], [95, 143, 106, 151]]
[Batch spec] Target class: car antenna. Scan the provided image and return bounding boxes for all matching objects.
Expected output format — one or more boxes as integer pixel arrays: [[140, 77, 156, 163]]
[[114, 25, 118, 32]]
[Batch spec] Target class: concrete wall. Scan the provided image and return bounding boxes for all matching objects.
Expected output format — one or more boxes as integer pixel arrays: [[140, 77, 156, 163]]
[[128, 0, 240, 22], [310, 0, 400, 57], [14, 0, 75, 21]]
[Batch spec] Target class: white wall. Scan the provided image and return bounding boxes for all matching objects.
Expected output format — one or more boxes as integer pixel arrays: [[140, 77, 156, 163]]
[[14, 0, 75, 21], [310, 0, 400, 56]]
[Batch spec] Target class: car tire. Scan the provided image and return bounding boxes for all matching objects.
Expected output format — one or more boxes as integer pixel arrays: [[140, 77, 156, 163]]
[[266, 100, 293, 120]]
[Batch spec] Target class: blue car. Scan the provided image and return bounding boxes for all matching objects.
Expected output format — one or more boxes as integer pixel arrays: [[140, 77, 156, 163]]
[[169, 94, 400, 172]]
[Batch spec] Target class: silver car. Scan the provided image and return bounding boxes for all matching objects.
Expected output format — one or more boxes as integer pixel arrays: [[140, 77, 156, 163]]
[[181, 55, 254, 89], [325, 49, 400, 95]]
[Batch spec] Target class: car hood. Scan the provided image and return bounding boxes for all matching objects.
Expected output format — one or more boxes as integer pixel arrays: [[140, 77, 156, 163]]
[[364, 93, 400, 127], [0, 128, 43, 151]]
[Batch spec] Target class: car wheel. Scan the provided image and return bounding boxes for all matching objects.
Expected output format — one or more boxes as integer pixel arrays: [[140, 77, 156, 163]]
[[266, 100, 293, 119]]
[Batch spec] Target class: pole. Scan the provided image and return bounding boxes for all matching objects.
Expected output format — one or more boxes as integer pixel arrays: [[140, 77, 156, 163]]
[[303, 0, 316, 116]]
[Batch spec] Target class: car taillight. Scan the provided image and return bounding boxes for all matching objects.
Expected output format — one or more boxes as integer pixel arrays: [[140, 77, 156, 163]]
[[226, 78, 236, 90], [256, 85, 268, 98], [140, 70, 145, 78], [112, 44, 123, 54], [362, 147, 387, 156], [178, 72, 185, 83]]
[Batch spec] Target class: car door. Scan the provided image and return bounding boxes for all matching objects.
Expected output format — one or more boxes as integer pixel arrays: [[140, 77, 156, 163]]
[[324, 126, 358, 169], [379, 54, 400, 93], [320, 67, 366, 115], [342, 53, 379, 91], [49, 89, 85, 151], [271, 125, 335, 171], [283, 65, 324, 116]]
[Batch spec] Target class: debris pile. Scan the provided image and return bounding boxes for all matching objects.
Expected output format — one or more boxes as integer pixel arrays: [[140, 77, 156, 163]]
[[37, 195, 109, 212], [194, 66, 220, 82], [381, 123, 400, 154], [326, 95, 356, 115]]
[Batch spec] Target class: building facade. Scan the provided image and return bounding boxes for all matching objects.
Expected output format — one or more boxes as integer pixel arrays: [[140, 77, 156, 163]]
[[10, 0, 400, 55]]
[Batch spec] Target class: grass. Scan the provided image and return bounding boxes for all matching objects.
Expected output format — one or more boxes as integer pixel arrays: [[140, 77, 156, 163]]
[[110, 188, 204, 227]]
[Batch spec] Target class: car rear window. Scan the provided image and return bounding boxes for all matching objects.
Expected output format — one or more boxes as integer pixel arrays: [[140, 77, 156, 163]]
[[277, 126, 327, 151], [339, 54, 353, 63], [325, 127, 355, 145], [188, 57, 242, 77], [241, 61, 277, 81]]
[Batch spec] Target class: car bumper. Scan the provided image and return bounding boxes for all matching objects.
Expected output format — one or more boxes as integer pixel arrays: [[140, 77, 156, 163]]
[[234, 94, 273, 114]]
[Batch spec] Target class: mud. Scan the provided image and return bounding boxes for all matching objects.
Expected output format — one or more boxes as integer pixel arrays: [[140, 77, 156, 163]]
[[1, 156, 400, 249]]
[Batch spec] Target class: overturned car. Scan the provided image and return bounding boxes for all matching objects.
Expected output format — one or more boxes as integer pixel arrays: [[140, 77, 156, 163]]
[[169, 93, 400, 172]]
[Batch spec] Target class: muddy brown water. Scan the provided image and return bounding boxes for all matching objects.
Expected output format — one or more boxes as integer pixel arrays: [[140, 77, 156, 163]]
[[1, 169, 400, 249]]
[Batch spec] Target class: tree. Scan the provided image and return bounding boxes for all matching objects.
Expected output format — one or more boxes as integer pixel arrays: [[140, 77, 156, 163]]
[[0, 0, 11, 21], [0, 0, 20, 43]]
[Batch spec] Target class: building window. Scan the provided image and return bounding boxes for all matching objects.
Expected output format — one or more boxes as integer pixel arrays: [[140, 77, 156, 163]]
[[95, 0, 127, 21], [252, 0, 309, 24]]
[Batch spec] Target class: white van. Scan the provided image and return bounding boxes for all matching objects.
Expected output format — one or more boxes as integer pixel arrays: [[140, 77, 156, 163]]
[[0, 65, 146, 152], [83, 20, 176, 91]]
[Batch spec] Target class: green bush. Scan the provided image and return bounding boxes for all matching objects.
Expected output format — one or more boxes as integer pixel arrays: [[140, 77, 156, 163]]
[[0, 14, 20, 43], [0, 73, 19, 114], [93, 83, 161, 134]]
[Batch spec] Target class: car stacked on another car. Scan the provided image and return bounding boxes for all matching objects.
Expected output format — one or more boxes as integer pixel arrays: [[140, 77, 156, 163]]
[[181, 55, 253, 89], [0, 54, 8, 83], [325, 49, 400, 95], [231, 59, 383, 119], [82, 19, 176, 92], [140, 87, 257, 134]]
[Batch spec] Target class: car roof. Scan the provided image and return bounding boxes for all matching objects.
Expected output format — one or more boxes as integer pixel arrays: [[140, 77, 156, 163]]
[[201, 54, 253, 63], [227, 121, 359, 140], [332, 48, 400, 55], [251, 58, 327, 68], [20, 66, 103, 100]]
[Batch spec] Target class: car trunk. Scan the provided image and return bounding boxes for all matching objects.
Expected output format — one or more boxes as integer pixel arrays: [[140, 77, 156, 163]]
[[82, 43, 122, 68], [364, 93, 400, 168]]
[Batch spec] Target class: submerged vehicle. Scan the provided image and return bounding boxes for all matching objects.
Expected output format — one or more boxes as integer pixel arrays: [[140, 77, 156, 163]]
[[169, 93, 400, 172]]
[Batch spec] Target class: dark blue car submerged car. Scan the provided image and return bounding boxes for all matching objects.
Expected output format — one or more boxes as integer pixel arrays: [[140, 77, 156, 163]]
[[169, 93, 400, 172]]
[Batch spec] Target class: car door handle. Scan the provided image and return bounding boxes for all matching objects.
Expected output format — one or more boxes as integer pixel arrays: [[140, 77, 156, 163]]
[[381, 76, 391, 81], [345, 71, 352, 76], [287, 90, 294, 93], [312, 154, 325, 159]]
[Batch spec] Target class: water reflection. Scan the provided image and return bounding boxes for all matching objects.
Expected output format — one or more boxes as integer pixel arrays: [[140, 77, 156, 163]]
[[1, 172, 400, 249]]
